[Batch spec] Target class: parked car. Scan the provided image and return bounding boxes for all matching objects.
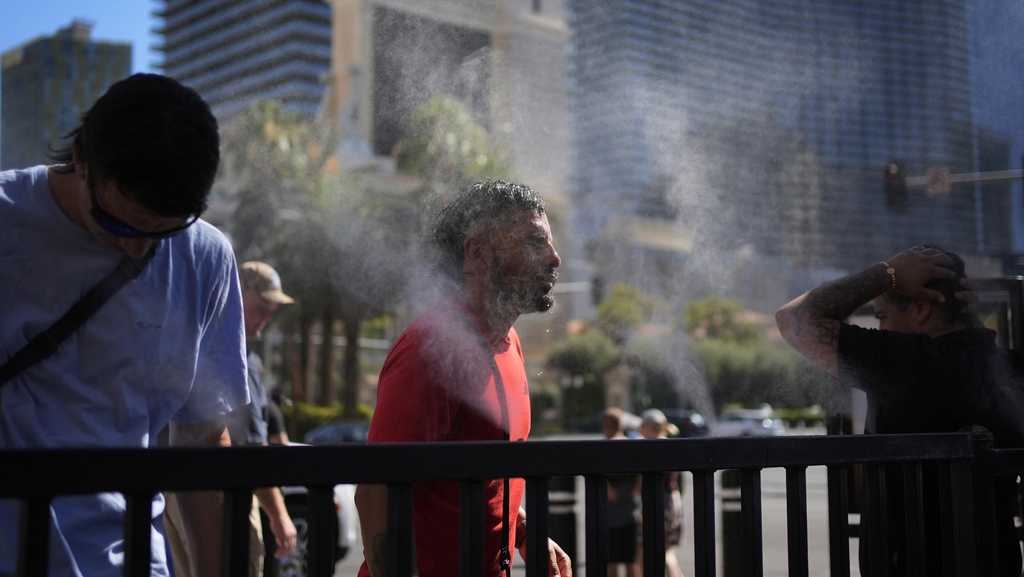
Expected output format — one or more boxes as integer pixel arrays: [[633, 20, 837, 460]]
[[304, 420, 370, 445], [712, 408, 786, 437], [276, 438, 362, 577], [660, 408, 710, 437]]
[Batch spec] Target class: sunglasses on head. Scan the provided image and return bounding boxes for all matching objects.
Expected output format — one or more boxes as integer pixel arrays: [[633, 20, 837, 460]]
[[89, 185, 198, 239]]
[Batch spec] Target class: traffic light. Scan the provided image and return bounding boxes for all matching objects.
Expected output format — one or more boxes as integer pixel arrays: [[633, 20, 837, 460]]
[[590, 274, 605, 306], [884, 160, 908, 210]]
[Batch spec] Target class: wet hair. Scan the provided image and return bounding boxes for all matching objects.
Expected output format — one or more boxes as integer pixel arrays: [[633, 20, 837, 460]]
[[431, 179, 545, 281], [50, 73, 219, 218], [882, 245, 973, 325]]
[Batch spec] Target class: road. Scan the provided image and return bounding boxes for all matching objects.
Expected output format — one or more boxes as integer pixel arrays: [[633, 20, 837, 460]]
[[333, 433, 863, 577]]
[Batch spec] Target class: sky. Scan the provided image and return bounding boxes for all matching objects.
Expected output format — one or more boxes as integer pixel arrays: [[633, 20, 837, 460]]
[[0, 0, 158, 72]]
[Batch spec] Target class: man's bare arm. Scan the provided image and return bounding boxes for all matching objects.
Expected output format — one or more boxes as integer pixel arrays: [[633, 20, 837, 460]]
[[515, 506, 573, 577], [776, 265, 889, 376], [254, 486, 297, 557], [776, 247, 956, 376], [170, 419, 230, 577], [354, 484, 389, 577]]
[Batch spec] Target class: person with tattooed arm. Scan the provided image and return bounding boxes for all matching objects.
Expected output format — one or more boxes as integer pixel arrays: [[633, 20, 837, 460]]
[[775, 245, 1024, 576]]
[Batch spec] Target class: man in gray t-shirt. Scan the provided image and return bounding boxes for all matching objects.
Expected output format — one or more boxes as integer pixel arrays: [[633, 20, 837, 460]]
[[0, 74, 248, 577]]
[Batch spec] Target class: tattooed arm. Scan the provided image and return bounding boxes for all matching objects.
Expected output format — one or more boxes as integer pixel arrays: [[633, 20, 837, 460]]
[[354, 484, 389, 577], [775, 246, 956, 376]]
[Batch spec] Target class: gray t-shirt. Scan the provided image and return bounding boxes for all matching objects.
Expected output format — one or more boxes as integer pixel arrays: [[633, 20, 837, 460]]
[[0, 166, 249, 577]]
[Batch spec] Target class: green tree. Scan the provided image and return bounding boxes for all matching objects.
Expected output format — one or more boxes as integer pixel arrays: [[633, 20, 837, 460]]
[[683, 296, 761, 344], [217, 101, 420, 415], [546, 330, 620, 427], [395, 95, 510, 194], [596, 284, 658, 344]]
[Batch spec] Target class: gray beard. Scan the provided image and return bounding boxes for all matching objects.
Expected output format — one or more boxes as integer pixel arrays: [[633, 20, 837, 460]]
[[493, 282, 554, 318]]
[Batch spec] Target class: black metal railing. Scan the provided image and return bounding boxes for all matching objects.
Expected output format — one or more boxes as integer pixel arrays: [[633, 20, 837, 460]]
[[1, 432, 1016, 577]]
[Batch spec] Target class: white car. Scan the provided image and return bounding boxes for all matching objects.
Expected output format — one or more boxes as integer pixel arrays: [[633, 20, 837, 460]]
[[712, 409, 786, 437]]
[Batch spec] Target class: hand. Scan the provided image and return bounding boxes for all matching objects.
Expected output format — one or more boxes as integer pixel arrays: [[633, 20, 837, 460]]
[[269, 512, 298, 558], [886, 246, 957, 302], [954, 278, 977, 305], [517, 537, 572, 577]]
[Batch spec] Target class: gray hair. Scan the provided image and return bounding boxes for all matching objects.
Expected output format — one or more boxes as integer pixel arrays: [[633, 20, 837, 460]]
[[431, 180, 546, 281]]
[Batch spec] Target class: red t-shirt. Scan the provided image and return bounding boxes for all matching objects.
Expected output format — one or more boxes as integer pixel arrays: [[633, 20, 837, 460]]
[[357, 304, 531, 577]]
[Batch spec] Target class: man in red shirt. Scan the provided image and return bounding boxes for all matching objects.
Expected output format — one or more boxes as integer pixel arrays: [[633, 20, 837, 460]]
[[355, 180, 572, 577]]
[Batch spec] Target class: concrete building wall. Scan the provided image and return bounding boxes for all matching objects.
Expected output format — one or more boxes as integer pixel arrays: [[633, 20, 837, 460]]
[[1, 21, 130, 169]]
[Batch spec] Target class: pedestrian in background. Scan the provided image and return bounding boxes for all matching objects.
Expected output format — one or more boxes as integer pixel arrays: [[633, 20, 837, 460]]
[[166, 261, 298, 577], [603, 408, 641, 577], [638, 409, 684, 577]]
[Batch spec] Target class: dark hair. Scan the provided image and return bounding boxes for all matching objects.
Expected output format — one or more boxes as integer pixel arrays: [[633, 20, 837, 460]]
[[50, 73, 219, 218], [431, 180, 545, 281], [883, 245, 971, 325]]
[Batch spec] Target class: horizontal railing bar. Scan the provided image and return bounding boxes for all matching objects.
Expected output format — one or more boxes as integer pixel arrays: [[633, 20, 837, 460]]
[[978, 448, 1024, 474], [0, 434, 976, 497]]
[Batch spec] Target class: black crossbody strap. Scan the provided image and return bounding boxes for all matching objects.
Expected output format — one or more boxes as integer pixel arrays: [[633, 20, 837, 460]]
[[0, 249, 155, 386]]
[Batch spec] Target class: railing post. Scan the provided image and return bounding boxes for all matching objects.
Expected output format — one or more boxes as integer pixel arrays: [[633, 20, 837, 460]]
[[18, 496, 51, 577], [306, 486, 336, 577], [526, 477, 551, 577], [826, 465, 850, 577], [901, 463, 926, 577], [862, 465, 890, 577], [124, 491, 155, 577], [459, 480, 485, 577], [740, 469, 763, 577], [971, 434, 1001, 576], [785, 466, 808, 577], [386, 483, 413, 577], [642, 472, 666, 577], [937, 464, 956, 577], [222, 488, 252, 577], [947, 461, 976, 577], [584, 475, 608, 573], [692, 470, 716, 577]]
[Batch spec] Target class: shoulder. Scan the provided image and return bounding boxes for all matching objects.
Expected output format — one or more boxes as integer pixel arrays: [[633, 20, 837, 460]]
[[179, 219, 235, 264], [166, 220, 238, 287]]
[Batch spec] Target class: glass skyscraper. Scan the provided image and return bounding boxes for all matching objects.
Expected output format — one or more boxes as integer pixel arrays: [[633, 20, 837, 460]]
[[568, 0, 996, 276]]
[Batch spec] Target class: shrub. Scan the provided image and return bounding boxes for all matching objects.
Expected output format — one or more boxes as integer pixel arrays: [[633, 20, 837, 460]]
[[691, 338, 827, 410]]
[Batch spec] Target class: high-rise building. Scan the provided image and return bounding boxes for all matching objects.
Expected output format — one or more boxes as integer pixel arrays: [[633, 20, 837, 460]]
[[1, 20, 130, 169], [324, 0, 570, 200], [568, 1, 989, 284], [969, 2, 1024, 254], [320, 0, 573, 401], [154, 0, 333, 120]]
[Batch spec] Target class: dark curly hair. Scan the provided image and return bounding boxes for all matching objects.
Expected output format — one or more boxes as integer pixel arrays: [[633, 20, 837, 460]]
[[431, 180, 546, 281], [883, 245, 972, 325], [50, 73, 219, 218]]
